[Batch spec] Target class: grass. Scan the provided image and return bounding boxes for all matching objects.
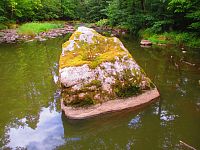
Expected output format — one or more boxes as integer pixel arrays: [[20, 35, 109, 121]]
[[17, 22, 63, 36], [147, 35, 167, 44]]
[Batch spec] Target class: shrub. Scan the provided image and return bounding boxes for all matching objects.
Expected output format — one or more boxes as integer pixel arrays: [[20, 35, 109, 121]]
[[95, 19, 109, 27], [0, 24, 8, 30]]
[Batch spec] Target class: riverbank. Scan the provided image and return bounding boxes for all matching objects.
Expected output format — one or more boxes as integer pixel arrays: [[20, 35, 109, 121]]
[[0, 21, 127, 44], [140, 30, 200, 48], [0, 23, 75, 43], [1, 21, 200, 49]]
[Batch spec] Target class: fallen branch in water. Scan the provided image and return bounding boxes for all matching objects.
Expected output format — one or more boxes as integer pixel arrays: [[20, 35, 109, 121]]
[[180, 140, 197, 150], [181, 60, 195, 66]]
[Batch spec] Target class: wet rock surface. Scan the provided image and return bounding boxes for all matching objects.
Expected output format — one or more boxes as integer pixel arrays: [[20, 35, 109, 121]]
[[59, 27, 156, 107], [0, 29, 19, 43]]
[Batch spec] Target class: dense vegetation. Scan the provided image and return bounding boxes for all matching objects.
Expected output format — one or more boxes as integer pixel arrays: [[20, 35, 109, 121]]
[[0, 0, 200, 47]]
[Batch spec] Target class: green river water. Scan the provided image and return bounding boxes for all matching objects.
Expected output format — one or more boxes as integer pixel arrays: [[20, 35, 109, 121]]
[[0, 35, 200, 150]]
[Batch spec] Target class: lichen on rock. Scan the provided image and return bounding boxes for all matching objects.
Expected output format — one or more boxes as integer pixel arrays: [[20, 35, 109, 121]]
[[59, 26, 155, 107]]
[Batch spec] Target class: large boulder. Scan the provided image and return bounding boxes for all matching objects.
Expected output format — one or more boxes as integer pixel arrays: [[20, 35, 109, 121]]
[[59, 27, 157, 109]]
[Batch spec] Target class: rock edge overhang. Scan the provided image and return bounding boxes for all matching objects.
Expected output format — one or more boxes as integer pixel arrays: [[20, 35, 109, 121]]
[[61, 89, 160, 119]]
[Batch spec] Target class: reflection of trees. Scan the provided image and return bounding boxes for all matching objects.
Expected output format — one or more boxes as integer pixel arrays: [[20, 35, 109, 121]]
[[0, 38, 63, 147]]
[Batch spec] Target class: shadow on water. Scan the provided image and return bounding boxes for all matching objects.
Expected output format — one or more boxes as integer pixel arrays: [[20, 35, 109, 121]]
[[0, 33, 199, 149]]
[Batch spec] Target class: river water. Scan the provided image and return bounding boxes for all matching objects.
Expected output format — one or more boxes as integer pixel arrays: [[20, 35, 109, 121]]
[[0, 35, 199, 150]]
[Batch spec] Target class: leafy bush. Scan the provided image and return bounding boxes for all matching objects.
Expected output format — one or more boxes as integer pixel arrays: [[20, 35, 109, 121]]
[[95, 19, 108, 27], [0, 24, 8, 30], [148, 20, 174, 33]]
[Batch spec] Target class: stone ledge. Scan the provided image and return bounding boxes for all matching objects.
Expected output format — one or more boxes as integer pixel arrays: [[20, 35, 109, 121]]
[[61, 89, 160, 119]]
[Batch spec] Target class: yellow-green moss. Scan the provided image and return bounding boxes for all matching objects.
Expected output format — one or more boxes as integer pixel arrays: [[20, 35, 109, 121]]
[[85, 79, 101, 88], [69, 31, 82, 40], [59, 30, 131, 69]]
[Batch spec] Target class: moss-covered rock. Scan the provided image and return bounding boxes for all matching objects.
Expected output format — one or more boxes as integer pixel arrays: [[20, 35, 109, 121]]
[[59, 27, 155, 107]]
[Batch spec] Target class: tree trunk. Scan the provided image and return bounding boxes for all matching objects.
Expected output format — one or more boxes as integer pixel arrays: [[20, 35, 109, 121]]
[[141, 0, 145, 12]]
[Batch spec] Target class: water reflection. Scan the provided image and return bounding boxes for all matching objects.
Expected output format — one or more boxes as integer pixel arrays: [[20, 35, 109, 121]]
[[160, 110, 178, 122], [128, 114, 141, 129], [5, 107, 65, 150], [0, 37, 67, 149]]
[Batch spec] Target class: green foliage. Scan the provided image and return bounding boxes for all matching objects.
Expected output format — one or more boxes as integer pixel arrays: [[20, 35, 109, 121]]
[[95, 19, 108, 27], [147, 20, 174, 33], [168, 0, 200, 32], [0, 24, 8, 30], [168, 0, 191, 13], [62, 2, 74, 19], [84, 0, 107, 22], [186, 10, 200, 31], [17, 22, 62, 35], [0, 0, 81, 21], [0, 0, 199, 47]]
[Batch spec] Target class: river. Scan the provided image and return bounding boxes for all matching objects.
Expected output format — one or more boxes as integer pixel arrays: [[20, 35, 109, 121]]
[[0, 34, 199, 150]]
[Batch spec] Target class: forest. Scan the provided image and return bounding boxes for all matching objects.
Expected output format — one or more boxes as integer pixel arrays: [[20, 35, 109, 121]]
[[0, 0, 200, 47], [0, 0, 199, 34]]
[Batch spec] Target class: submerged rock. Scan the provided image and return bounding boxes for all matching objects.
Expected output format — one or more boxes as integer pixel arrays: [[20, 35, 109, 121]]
[[140, 39, 152, 46], [59, 27, 157, 109]]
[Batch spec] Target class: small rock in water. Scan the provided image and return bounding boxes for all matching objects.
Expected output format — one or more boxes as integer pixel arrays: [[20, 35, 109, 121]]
[[182, 51, 187, 54], [26, 39, 34, 43], [140, 39, 152, 46], [39, 38, 46, 42]]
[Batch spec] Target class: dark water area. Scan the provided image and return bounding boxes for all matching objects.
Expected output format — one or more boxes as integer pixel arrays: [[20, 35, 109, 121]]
[[0, 34, 200, 150]]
